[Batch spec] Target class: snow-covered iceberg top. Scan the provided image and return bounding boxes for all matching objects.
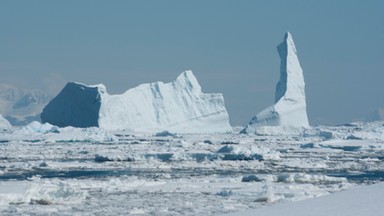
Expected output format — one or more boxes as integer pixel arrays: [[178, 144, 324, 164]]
[[41, 71, 232, 133], [242, 32, 309, 134]]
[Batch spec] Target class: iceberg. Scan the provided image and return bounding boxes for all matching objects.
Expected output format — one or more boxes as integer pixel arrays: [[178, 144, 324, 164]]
[[242, 32, 309, 134], [41, 71, 232, 133]]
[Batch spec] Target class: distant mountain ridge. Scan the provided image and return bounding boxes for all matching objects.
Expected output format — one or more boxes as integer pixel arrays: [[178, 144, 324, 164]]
[[0, 83, 52, 125]]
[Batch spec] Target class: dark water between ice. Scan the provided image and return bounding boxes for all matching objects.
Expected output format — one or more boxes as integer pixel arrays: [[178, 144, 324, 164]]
[[1, 168, 384, 184]]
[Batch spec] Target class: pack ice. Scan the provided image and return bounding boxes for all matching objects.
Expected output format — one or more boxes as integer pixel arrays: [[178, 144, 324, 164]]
[[242, 32, 309, 134], [41, 71, 232, 133]]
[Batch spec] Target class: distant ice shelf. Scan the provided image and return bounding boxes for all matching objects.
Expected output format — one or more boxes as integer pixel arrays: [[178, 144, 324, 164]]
[[41, 71, 232, 133]]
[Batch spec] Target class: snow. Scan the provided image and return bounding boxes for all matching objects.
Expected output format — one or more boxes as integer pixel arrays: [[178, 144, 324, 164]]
[[243, 32, 309, 134], [225, 182, 384, 216], [0, 114, 11, 130], [41, 71, 232, 133]]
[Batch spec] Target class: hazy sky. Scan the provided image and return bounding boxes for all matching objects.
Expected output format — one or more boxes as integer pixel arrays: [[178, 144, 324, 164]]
[[1, 1, 383, 125]]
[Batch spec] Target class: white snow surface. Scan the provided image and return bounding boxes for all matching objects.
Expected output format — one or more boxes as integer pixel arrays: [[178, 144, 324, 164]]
[[0, 114, 11, 130], [243, 32, 309, 134], [41, 70, 232, 133], [225, 182, 384, 216]]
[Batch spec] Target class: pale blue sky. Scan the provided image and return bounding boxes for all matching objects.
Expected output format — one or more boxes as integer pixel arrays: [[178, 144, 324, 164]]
[[1, 0, 383, 125]]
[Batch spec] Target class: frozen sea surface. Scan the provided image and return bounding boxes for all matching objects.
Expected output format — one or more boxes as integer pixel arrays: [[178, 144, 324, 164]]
[[0, 122, 384, 215]]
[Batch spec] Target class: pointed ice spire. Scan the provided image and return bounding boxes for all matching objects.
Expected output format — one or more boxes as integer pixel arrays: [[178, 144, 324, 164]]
[[275, 32, 306, 103], [242, 32, 309, 134]]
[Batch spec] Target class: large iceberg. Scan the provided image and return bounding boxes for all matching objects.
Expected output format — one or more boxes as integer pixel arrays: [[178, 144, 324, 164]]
[[41, 71, 232, 133], [242, 32, 309, 134]]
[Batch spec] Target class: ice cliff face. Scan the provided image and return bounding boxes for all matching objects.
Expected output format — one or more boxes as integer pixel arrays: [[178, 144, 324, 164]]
[[41, 82, 103, 128], [41, 71, 232, 133], [242, 32, 309, 134]]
